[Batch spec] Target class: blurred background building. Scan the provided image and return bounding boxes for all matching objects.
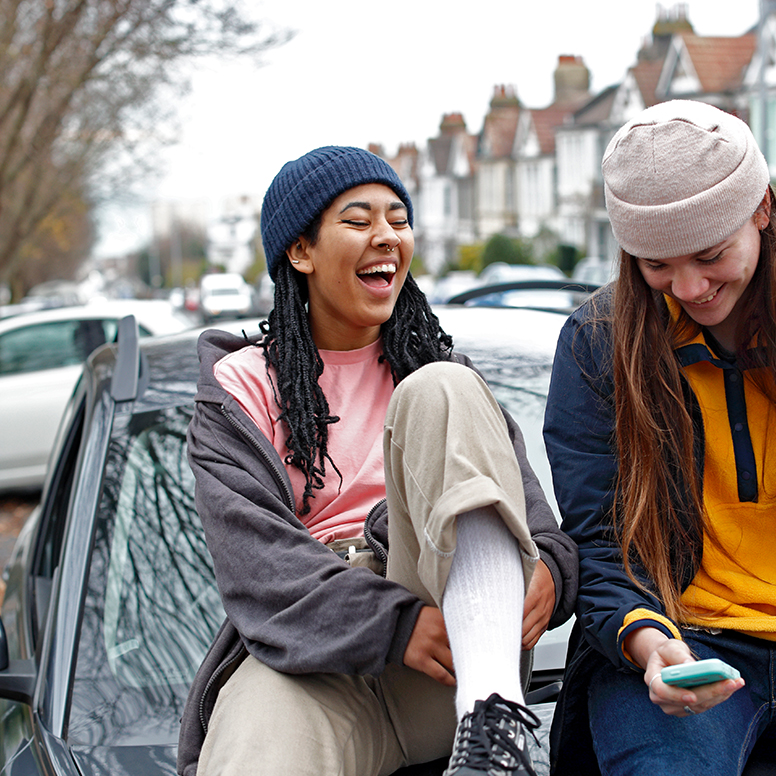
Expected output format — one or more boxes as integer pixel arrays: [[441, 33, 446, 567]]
[[4, 1, 776, 304]]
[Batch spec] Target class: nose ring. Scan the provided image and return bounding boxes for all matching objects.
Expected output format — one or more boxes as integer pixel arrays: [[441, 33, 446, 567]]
[[388, 247, 395, 252]]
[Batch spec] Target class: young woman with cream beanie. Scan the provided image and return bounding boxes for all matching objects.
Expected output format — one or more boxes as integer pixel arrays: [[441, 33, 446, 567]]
[[544, 99, 776, 774]]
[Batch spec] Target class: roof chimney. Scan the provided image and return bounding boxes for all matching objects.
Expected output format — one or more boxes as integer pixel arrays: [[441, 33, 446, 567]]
[[652, 2, 693, 39], [553, 55, 590, 104], [489, 84, 520, 108], [440, 112, 467, 134]]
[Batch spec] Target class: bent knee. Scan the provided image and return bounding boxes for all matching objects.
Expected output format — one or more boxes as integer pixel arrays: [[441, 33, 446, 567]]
[[394, 361, 487, 405]]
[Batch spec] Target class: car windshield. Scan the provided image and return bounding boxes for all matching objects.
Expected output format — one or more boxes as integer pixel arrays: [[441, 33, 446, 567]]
[[69, 403, 225, 747], [449, 339, 557, 516], [208, 288, 242, 296]]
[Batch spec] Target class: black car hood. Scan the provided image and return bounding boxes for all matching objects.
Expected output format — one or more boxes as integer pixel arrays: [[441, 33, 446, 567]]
[[71, 744, 177, 775]]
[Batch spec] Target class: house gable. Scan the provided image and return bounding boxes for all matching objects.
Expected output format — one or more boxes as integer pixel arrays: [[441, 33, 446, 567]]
[[515, 111, 541, 159], [659, 32, 757, 99], [610, 73, 647, 126], [658, 34, 702, 96], [479, 84, 521, 160]]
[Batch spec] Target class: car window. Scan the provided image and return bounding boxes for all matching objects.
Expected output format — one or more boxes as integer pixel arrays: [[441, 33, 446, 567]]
[[102, 320, 154, 341], [0, 319, 108, 375], [30, 397, 86, 643], [69, 404, 224, 746], [103, 320, 118, 342], [208, 288, 240, 296]]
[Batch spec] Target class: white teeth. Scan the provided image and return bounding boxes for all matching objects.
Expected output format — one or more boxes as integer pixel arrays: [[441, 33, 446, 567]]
[[692, 290, 718, 304], [358, 264, 397, 275]]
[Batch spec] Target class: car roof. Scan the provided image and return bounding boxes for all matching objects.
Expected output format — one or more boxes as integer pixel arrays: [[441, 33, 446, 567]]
[[434, 305, 564, 358], [200, 273, 248, 288], [479, 263, 565, 282], [0, 298, 194, 335], [89, 305, 565, 417]]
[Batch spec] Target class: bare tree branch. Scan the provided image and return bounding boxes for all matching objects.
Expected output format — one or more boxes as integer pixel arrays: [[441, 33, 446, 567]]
[[0, 0, 292, 292]]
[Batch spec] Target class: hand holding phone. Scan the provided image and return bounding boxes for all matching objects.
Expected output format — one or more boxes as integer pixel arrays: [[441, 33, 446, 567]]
[[661, 658, 740, 688]]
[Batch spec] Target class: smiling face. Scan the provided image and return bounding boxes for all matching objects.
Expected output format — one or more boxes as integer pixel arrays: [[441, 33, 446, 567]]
[[287, 183, 413, 351], [635, 194, 770, 351]]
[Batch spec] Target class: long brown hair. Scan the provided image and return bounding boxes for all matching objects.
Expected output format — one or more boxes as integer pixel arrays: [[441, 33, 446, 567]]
[[609, 187, 776, 621]]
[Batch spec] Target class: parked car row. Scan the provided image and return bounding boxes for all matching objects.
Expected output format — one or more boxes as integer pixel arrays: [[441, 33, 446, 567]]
[[171, 259, 611, 326], [0, 271, 601, 497], [426, 260, 610, 314], [168, 272, 275, 327]]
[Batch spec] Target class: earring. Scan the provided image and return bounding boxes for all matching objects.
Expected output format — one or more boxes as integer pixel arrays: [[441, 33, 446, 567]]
[[291, 259, 300, 264]]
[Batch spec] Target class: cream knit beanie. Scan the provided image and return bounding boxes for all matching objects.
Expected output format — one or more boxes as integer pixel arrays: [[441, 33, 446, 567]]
[[603, 100, 769, 259]]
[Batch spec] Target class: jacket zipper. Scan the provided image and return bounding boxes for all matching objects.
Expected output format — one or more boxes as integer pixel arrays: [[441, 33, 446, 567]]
[[363, 499, 388, 577], [198, 644, 247, 734], [220, 404, 295, 512]]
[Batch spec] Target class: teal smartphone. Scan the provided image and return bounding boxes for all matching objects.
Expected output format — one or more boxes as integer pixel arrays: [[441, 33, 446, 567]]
[[661, 658, 740, 688]]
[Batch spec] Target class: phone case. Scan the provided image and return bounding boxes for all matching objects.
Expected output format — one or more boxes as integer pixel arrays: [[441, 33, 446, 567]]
[[661, 658, 740, 688]]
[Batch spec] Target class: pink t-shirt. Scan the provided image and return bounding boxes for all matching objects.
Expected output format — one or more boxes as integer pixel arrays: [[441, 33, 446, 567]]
[[213, 339, 394, 543]]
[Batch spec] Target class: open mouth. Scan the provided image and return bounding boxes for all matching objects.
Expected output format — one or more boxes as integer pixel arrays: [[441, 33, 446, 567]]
[[357, 263, 397, 288], [690, 288, 720, 305]]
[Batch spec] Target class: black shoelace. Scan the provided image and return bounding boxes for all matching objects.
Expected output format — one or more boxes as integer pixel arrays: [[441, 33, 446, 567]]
[[450, 693, 542, 772]]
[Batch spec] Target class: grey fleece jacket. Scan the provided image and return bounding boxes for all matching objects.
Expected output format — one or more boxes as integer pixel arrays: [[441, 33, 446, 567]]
[[177, 328, 578, 776]]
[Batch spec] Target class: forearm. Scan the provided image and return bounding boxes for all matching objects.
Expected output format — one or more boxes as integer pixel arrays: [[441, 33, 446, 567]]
[[573, 550, 677, 670], [623, 626, 672, 670]]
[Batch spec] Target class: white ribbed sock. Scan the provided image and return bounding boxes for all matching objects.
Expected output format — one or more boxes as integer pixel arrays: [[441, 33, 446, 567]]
[[441, 506, 526, 718]]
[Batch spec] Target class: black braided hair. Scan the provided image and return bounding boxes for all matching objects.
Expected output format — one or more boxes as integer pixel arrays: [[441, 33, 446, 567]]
[[259, 257, 453, 515]]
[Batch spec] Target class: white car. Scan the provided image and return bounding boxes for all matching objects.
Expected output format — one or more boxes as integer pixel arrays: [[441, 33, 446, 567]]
[[572, 255, 618, 286], [199, 273, 254, 323], [0, 299, 195, 492]]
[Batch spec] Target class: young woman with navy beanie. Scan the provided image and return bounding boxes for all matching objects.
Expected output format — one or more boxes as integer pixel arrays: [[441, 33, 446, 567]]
[[544, 100, 776, 774], [176, 146, 578, 776]]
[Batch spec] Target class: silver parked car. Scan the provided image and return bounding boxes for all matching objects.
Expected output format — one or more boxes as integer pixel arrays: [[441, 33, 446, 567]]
[[0, 299, 195, 493]]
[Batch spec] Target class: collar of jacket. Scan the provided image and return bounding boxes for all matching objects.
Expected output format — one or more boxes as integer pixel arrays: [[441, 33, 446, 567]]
[[663, 295, 765, 368]]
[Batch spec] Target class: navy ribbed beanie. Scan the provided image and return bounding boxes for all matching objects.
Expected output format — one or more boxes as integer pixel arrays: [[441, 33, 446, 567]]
[[261, 146, 413, 280]]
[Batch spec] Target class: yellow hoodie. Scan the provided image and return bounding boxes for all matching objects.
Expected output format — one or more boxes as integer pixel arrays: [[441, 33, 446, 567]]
[[672, 318, 776, 638]]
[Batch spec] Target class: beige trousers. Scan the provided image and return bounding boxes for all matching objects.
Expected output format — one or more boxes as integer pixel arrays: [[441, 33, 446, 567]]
[[198, 361, 538, 776]]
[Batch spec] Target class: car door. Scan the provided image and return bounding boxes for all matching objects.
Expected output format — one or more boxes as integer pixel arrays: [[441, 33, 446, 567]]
[[0, 382, 89, 772], [0, 319, 107, 489]]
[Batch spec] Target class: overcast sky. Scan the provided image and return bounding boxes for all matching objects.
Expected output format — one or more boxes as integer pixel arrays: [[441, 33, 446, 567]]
[[95, 0, 761, 258]]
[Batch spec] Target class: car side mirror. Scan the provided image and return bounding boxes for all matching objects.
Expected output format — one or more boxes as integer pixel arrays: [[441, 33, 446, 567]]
[[0, 616, 35, 705]]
